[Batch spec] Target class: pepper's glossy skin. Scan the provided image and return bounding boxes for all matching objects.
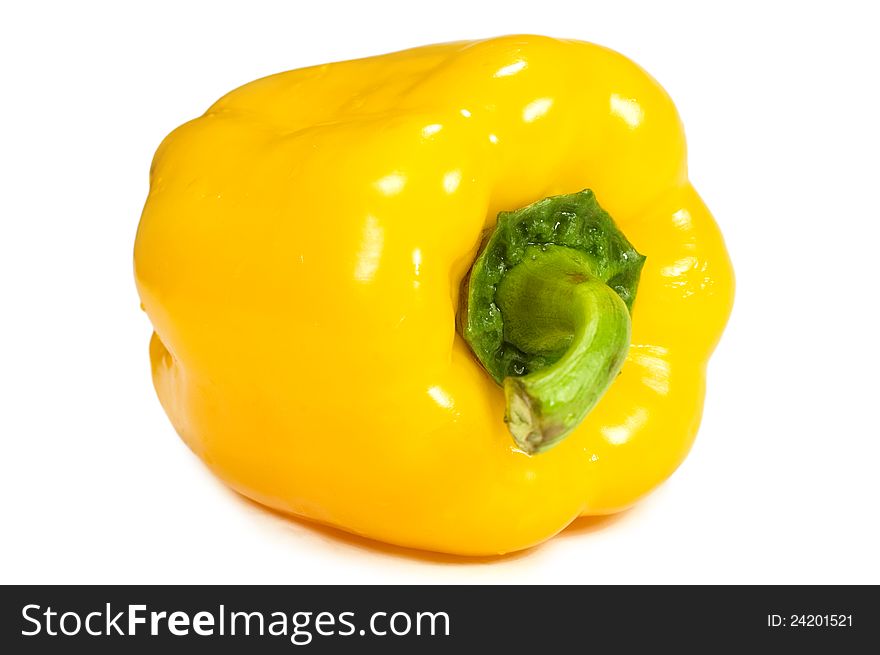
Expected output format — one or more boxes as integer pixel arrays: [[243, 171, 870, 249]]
[[134, 35, 734, 555]]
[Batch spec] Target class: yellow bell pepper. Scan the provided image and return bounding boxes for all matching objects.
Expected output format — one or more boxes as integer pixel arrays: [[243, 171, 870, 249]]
[[134, 35, 733, 555]]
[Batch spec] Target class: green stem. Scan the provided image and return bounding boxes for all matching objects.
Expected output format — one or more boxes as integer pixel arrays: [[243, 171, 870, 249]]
[[496, 245, 631, 453], [458, 190, 645, 454]]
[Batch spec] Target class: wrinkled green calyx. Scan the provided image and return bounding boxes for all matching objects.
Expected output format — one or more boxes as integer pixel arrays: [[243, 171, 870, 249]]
[[458, 190, 645, 454]]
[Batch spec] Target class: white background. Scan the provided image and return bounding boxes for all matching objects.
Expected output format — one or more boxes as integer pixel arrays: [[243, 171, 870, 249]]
[[2, 0, 878, 584]]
